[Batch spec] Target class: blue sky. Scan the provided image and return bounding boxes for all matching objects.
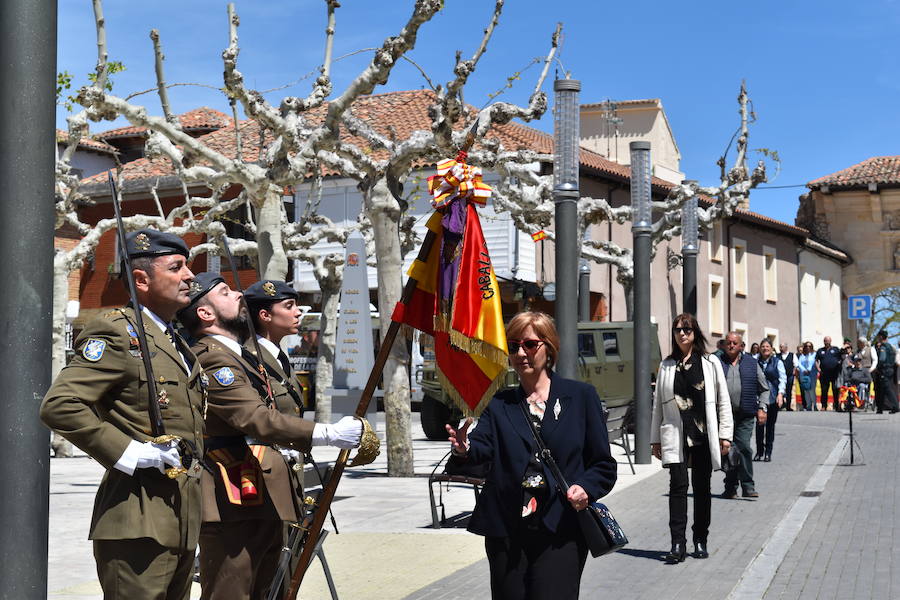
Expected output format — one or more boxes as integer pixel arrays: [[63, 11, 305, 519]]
[[57, 1, 900, 226]]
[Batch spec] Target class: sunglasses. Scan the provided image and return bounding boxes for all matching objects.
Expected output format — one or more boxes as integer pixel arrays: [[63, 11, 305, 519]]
[[508, 339, 544, 354], [673, 327, 694, 335]]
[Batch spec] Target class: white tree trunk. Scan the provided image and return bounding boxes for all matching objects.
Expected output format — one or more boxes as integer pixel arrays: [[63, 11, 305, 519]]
[[366, 178, 412, 476], [255, 189, 289, 280], [50, 255, 74, 457], [314, 282, 340, 423]]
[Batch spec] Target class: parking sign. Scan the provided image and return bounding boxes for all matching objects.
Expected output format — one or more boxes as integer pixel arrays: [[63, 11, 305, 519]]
[[847, 295, 872, 320]]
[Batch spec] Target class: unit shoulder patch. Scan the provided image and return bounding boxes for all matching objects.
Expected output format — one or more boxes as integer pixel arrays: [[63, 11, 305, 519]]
[[82, 339, 107, 362], [213, 367, 235, 386]]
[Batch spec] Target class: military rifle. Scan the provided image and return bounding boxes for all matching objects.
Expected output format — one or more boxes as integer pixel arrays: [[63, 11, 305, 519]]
[[107, 170, 188, 479]]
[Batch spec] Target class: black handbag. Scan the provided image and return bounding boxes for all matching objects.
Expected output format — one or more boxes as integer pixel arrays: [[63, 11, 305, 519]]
[[721, 444, 741, 473], [517, 401, 628, 557]]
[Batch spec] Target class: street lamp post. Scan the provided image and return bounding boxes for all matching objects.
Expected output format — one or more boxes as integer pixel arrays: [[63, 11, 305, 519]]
[[681, 182, 699, 316], [630, 141, 652, 464], [0, 0, 56, 596], [553, 78, 581, 379]]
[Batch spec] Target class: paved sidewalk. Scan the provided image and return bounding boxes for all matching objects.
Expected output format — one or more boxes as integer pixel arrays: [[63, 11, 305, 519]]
[[404, 411, 900, 600], [47, 415, 658, 599], [46, 411, 899, 599]]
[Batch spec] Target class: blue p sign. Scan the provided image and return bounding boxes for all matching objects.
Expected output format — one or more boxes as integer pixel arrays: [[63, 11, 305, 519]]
[[848, 295, 872, 320]]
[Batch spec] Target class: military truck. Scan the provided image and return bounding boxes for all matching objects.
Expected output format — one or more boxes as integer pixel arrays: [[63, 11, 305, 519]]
[[418, 320, 661, 440]]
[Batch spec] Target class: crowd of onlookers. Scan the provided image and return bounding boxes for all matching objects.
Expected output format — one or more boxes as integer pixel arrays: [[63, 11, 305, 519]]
[[714, 330, 900, 415], [650, 321, 900, 565]]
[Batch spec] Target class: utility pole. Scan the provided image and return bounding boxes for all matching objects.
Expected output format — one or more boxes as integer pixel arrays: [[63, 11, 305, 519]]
[[0, 0, 56, 597], [630, 141, 652, 465], [553, 78, 581, 379]]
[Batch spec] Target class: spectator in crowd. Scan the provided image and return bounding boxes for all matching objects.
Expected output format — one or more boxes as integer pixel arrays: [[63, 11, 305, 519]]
[[714, 338, 727, 359], [797, 342, 817, 411], [815, 337, 842, 411], [852, 337, 877, 411], [778, 343, 796, 411], [651, 314, 733, 563], [754, 340, 785, 462], [749, 343, 760, 360], [873, 330, 899, 414], [447, 311, 617, 599], [717, 332, 769, 499], [838, 340, 857, 410]]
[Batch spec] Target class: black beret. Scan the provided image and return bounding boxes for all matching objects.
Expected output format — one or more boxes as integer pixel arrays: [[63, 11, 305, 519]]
[[244, 279, 299, 304], [178, 272, 225, 317], [126, 228, 189, 259]]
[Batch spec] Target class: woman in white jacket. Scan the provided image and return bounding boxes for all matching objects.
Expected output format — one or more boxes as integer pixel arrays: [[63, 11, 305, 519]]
[[651, 313, 734, 564]]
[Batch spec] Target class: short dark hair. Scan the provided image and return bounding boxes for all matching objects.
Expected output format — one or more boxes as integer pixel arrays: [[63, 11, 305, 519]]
[[668, 313, 708, 360], [246, 299, 276, 332], [177, 295, 212, 335], [120, 256, 157, 293]]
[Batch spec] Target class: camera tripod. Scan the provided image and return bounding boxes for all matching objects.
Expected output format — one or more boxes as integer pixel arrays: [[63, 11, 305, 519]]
[[839, 386, 865, 466]]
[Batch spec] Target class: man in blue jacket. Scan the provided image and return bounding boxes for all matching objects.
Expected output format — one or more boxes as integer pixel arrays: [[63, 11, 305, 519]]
[[717, 332, 769, 499]]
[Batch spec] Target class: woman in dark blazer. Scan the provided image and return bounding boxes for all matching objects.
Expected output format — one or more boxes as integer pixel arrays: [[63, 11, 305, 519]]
[[447, 311, 617, 600]]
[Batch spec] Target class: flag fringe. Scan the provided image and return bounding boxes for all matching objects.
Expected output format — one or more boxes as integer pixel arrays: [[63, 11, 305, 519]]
[[433, 314, 508, 367], [436, 364, 507, 418]]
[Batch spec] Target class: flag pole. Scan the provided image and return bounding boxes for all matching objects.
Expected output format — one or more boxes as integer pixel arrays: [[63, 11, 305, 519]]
[[286, 127, 478, 597], [284, 229, 437, 600]]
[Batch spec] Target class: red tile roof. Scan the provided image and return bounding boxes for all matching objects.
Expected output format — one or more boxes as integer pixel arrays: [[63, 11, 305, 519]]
[[81, 90, 672, 190], [56, 129, 117, 155], [95, 107, 232, 140], [808, 156, 900, 190], [76, 90, 806, 238]]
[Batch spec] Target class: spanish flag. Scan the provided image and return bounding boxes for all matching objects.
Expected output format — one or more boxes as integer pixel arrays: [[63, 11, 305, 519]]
[[391, 157, 508, 416], [531, 230, 547, 242]]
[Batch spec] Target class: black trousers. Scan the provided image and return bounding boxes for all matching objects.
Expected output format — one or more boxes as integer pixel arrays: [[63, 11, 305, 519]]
[[667, 441, 712, 545], [820, 374, 840, 410], [485, 520, 588, 600], [875, 375, 899, 412], [755, 402, 780, 457]]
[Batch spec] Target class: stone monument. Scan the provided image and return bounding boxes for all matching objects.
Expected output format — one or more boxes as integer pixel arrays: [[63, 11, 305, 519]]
[[328, 231, 377, 419]]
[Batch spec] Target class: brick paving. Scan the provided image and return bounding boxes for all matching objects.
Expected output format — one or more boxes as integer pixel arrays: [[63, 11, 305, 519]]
[[405, 411, 900, 600], [46, 411, 899, 599]]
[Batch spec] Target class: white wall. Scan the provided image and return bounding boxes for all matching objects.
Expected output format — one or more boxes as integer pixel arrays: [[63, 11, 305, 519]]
[[798, 249, 844, 346], [290, 172, 537, 294]]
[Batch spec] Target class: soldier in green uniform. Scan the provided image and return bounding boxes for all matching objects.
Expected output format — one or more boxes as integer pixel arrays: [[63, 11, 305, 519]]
[[178, 273, 362, 600], [243, 279, 306, 418], [243, 279, 315, 593], [874, 329, 899, 414], [41, 229, 206, 600]]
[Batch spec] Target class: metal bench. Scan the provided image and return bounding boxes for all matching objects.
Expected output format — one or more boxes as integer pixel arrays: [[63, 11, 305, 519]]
[[428, 451, 487, 529], [605, 403, 636, 475]]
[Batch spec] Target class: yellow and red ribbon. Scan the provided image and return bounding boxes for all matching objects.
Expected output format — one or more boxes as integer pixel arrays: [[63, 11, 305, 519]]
[[427, 151, 492, 209]]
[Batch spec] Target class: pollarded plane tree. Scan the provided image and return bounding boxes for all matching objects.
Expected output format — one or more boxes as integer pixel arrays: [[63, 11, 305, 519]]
[[67, 0, 561, 475], [304, 3, 561, 476], [489, 82, 771, 318], [56, 0, 358, 436]]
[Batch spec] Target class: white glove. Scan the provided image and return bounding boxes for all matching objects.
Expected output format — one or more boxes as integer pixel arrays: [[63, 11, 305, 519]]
[[279, 448, 302, 463], [312, 416, 363, 449], [113, 439, 182, 475]]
